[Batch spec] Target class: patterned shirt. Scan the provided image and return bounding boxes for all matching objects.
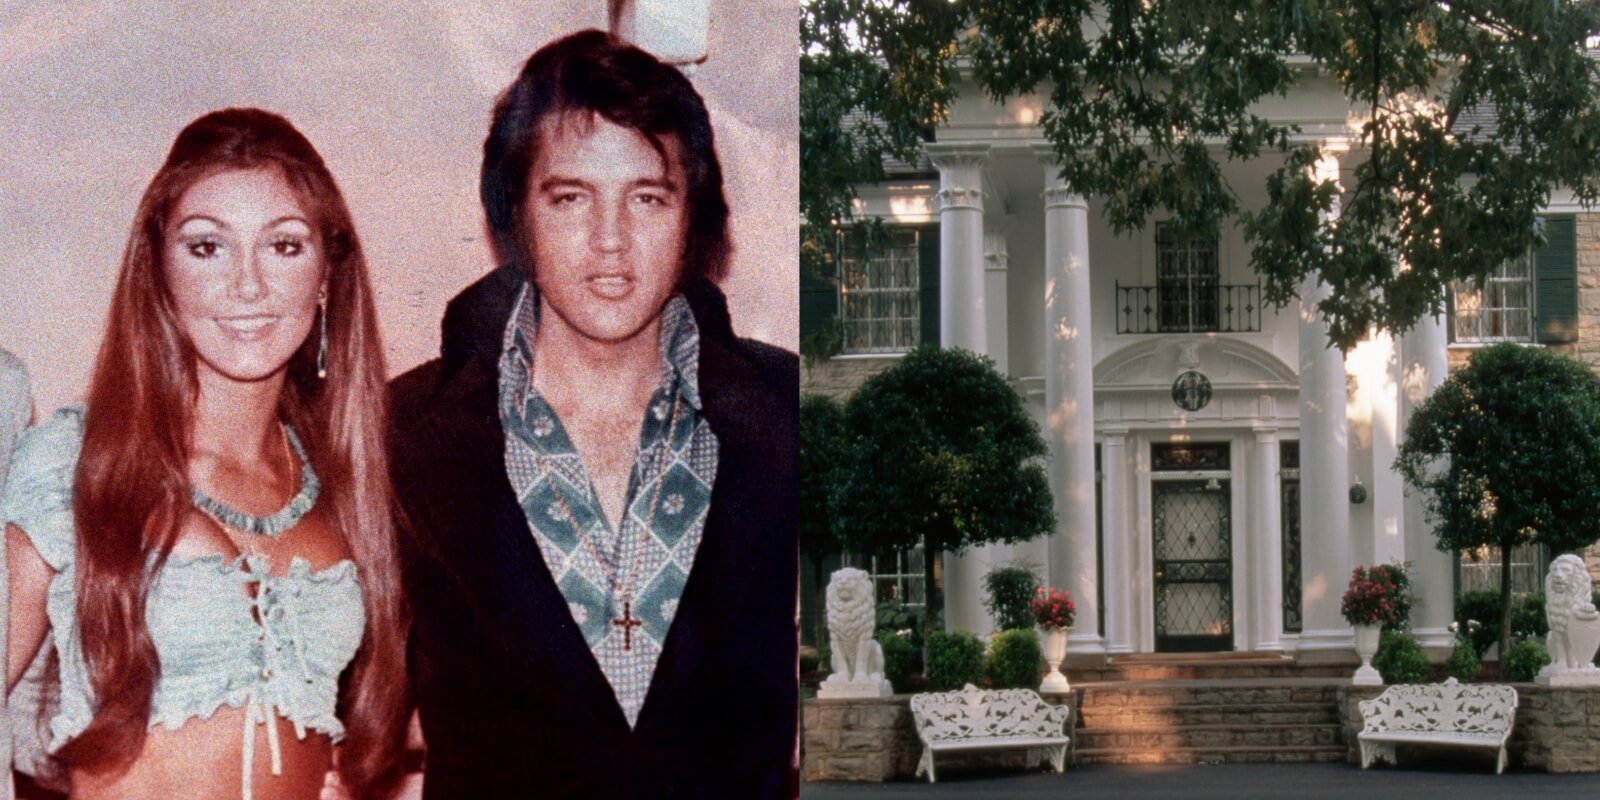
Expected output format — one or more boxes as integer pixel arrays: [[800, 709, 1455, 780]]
[[498, 282, 719, 726]]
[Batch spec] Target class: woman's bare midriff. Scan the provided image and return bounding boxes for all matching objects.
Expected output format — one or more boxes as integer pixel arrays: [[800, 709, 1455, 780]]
[[66, 705, 331, 800]]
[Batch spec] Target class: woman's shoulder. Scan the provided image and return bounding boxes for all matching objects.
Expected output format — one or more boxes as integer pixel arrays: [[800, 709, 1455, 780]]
[[7, 405, 86, 482], [15, 404, 84, 448], [0, 405, 85, 570]]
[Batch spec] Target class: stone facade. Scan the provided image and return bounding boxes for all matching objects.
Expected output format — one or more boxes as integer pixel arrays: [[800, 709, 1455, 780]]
[[1575, 213, 1600, 370], [1339, 684, 1600, 773], [801, 696, 920, 782], [800, 356, 899, 402], [1513, 685, 1600, 772]]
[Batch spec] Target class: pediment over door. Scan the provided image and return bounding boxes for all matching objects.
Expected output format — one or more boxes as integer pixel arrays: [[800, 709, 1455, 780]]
[[1092, 337, 1299, 428]]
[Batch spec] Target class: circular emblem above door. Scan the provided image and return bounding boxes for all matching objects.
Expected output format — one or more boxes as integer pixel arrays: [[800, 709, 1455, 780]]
[[1171, 370, 1213, 412]]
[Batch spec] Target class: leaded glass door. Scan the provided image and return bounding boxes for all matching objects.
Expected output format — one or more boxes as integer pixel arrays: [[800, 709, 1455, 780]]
[[1152, 480, 1233, 652]]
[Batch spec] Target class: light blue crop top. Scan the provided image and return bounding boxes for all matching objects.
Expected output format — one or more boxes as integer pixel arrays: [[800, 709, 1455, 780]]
[[0, 407, 364, 791]]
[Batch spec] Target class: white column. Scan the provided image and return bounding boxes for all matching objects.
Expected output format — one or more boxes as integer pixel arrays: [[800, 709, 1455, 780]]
[[928, 144, 990, 354], [1253, 423, 1284, 651], [1036, 147, 1103, 652], [928, 144, 992, 634], [1102, 430, 1133, 653], [1360, 332, 1406, 568], [984, 218, 1012, 376], [1401, 311, 1455, 649], [1297, 149, 1354, 651]]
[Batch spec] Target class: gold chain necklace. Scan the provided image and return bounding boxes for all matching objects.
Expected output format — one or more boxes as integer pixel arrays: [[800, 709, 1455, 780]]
[[532, 386, 681, 651]]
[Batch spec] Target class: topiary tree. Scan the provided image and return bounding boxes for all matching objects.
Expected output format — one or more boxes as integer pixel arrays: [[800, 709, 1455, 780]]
[[1396, 342, 1600, 659], [835, 345, 1055, 656], [801, 394, 849, 650], [983, 564, 1041, 633]]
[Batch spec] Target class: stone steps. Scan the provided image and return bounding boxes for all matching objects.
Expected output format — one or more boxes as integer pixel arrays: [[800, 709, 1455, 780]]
[[1069, 653, 1355, 683], [1074, 664, 1353, 681], [1069, 677, 1348, 766], [1076, 722, 1344, 750], [1078, 701, 1340, 728]]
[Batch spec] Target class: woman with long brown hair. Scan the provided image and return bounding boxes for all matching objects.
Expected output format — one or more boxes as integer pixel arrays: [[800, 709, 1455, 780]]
[[1, 108, 407, 799]]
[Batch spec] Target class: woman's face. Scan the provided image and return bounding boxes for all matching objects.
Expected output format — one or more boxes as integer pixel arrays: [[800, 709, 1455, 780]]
[[164, 168, 325, 385]]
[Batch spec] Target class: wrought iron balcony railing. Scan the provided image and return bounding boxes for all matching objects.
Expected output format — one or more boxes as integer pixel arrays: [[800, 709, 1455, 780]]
[[1115, 282, 1262, 334]]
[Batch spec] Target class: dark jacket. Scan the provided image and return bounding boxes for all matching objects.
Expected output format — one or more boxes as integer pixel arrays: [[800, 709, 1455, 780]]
[[389, 264, 799, 798]]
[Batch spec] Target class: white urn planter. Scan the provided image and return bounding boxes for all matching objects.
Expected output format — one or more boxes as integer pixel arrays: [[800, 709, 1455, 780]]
[[1039, 628, 1070, 693], [1352, 623, 1384, 686]]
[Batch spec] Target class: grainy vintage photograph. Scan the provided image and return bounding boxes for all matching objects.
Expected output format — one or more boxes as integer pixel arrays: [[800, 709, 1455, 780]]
[[798, 1, 1600, 797]]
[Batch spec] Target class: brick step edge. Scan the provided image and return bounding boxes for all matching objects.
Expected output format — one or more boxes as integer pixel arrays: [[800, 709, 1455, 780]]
[[1073, 746, 1348, 765], [1075, 724, 1344, 749], [1077, 723, 1345, 734], [1080, 694, 1341, 709], [1076, 669, 1353, 681], [1078, 700, 1341, 715]]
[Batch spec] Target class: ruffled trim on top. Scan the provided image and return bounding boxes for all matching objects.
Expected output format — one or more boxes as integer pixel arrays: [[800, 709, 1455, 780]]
[[0, 406, 84, 570], [147, 681, 347, 743], [162, 552, 358, 584]]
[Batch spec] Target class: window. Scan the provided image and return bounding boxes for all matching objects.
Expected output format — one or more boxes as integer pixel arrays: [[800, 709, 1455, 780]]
[[1451, 249, 1534, 343], [840, 546, 926, 608], [837, 228, 920, 354], [1280, 441, 1302, 634], [1459, 544, 1543, 596], [1156, 223, 1220, 333]]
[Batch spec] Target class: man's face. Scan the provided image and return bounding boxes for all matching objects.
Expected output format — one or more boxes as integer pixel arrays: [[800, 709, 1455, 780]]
[[522, 114, 689, 347]]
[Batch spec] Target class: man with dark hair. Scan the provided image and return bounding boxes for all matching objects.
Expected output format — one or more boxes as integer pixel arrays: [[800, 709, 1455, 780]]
[[389, 30, 798, 798]]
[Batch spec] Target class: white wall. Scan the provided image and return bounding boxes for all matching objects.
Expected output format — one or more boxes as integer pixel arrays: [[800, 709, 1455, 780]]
[[0, 0, 797, 416]]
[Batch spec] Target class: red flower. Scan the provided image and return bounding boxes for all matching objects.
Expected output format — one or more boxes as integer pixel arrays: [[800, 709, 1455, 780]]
[[1031, 587, 1077, 630]]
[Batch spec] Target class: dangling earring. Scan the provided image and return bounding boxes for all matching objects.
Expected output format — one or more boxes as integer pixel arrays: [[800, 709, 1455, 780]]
[[316, 293, 329, 380]]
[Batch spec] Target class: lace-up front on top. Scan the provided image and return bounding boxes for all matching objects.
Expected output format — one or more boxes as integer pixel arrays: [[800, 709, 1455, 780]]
[[0, 408, 364, 799]]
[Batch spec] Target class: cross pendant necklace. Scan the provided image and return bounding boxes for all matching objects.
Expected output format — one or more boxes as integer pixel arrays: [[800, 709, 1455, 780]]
[[532, 381, 682, 653], [612, 601, 643, 650]]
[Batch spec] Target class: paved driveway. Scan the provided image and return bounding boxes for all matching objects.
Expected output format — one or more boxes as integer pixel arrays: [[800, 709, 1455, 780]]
[[802, 762, 1600, 799]]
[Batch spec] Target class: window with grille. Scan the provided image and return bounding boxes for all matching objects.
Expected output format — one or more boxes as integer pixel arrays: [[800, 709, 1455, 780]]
[[837, 228, 920, 354], [1451, 249, 1535, 343], [840, 547, 926, 609], [1156, 223, 1220, 333], [1458, 544, 1543, 596], [1280, 441, 1302, 634]]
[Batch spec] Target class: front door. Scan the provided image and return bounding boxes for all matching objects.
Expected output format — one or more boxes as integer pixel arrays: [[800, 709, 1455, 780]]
[[1152, 479, 1233, 652]]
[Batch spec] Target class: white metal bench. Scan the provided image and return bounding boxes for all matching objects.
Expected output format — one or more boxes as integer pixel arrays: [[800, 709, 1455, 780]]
[[908, 683, 1071, 783], [1357, 677, 1518, 774]]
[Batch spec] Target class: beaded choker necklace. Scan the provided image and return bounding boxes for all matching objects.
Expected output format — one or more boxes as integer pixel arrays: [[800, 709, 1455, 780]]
[[190, 424, 320, 538]]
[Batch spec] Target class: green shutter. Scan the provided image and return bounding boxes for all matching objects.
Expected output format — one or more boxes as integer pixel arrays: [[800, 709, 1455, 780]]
[[1536, 214, 1578, 344], [799, 259, 839, 344], [919, 224, 940, 346]]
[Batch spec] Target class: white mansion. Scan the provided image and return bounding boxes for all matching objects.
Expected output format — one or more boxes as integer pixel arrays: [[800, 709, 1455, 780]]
[[801, 63, 1600, 659]]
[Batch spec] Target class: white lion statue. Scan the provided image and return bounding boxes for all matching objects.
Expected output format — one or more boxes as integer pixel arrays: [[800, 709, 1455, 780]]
[[818, 568, 892, 698], [1538, 554, 1600, 685]]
